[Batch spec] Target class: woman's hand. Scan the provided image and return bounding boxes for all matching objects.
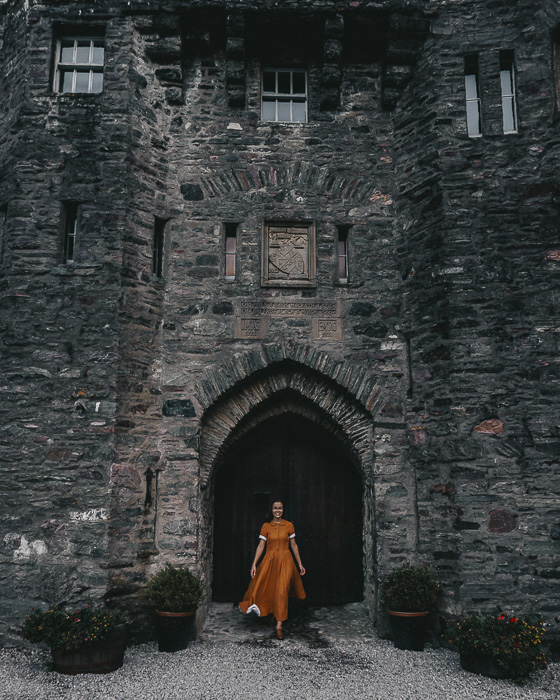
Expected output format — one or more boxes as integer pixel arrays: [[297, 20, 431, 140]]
[[299, 565, 306, 576], [251, 564, 257, 579]]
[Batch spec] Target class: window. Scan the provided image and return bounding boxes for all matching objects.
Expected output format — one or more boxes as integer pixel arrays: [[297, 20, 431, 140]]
[[62, 202, 79, 263], [500, 51, 517, 133], [464, 55, 481, 137], [554, 30, 560, 110], [54, 36, 105, 94], [153, 217, 167, 279], [0, 205, 6, 264], [224, 223, 237, 280], [337, 226, 349, 283], [261, 69, 307, 123]]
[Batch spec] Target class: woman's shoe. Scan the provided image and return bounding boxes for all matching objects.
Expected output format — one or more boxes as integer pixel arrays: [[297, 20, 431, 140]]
[[275, 628, 284, 640]]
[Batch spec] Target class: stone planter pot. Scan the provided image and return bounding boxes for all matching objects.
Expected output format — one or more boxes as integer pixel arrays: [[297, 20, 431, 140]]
[[155, 610, 196, 652], [388, 611, 430, 651], [51, 624, 127, 675], [460, 651, 510, 679]]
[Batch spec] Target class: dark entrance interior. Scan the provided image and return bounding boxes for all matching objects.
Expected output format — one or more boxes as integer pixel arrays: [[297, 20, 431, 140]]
[[212, 413, 364, 605]]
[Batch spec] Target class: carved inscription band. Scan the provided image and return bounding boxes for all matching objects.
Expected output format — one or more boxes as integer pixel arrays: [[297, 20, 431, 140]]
[[240, 300, 338, 317], [235, 300, 342, 340]]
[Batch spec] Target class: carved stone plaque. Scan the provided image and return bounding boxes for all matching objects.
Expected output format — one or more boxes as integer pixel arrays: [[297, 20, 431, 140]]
[[235, 300, 342, 340], [261, 221, 316, 288]]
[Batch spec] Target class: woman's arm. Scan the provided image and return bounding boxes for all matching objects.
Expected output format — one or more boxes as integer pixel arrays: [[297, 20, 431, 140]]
[[250, 539, 266, 578], [290, 538, 306, 576]]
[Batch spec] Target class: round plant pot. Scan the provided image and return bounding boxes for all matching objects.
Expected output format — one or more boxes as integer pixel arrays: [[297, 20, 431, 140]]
[[460, 651, 510, 679], [388, 611, 429, 651], [155, 610, 196, 652], [51, 624, 127, 675]]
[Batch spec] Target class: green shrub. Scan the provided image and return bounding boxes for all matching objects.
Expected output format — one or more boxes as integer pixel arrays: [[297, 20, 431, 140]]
[[381, 563, 440, 612], [21, 604, 128, 654], [147, 564, 203, 612], [447, 612, 547, 680]]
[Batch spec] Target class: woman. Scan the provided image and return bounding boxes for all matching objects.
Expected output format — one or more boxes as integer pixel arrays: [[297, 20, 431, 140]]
[[239, 500, 306, 639]]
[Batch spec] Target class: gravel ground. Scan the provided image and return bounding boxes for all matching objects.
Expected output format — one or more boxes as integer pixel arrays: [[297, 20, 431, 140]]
[[0, 638, 558, 700]]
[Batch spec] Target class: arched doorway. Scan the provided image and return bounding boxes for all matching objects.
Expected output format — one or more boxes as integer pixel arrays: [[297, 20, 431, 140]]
[[212, 413, 364, 605]]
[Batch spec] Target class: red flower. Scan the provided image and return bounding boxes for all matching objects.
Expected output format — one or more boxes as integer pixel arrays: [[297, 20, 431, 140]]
[[510, 617, 517, 623]]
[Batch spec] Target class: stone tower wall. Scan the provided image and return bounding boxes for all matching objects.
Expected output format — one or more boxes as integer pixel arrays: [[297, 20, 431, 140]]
[[0, 0, 559, 647]]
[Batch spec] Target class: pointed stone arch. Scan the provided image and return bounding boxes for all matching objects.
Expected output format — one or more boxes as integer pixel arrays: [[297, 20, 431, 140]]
[[197, 343, 381, 617], [197, 342, 381, 489]]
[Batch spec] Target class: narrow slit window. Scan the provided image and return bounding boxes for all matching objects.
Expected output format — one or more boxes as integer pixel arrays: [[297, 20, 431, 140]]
[[554, 30, 560, 111], [464, 55, 481, 137], [62, 202, 79, 263], [0, 205, 6, 264], [500, 51, 517, 134], [337, 226, 349, 282], [225, 223, 237, 280], [153, 217, 166, 279]]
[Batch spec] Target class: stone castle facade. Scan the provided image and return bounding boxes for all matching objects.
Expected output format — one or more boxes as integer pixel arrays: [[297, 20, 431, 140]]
[[1, 0, 559, 646]]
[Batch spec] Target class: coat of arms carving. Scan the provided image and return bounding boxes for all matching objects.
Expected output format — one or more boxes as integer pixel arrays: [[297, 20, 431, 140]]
[[261, 221, 316, 287]]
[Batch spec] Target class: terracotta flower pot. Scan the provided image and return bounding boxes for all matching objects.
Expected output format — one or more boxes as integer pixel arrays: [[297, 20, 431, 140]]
[[51, 624, 127, 675], [155, 610, 196, 652], [388, 611, 430, 651]]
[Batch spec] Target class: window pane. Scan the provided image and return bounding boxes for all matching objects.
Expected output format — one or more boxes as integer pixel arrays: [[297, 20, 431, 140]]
[[466, 100, 481, 136], [502, 96, 516, 132], [338, 256, 347, 279], [225, 254, 235, 278], [278, 71, 291, 94], [91, 72, 103, 93], [278, 101, 291, 121], [62, 70, 74, 93], [60, 41, 75, 63], [225, 237, 236, 253], [292, 101, 306, 122], [262, 100, 276, 121], [92, 45, 104, 65], [76, 41, 91, 64], [262, 71, 275, 93], [292, 72, 305, 95], [74, 70, 90, 92], [500, 69, 513, 96], [464, 74, 478, 100]]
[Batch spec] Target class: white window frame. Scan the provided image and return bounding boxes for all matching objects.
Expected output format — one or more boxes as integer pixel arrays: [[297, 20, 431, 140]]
[[464, 55, 482, 138], [261, 68, 308, 123], [500, 51, 518, 134], [54, 37, 105, 94]]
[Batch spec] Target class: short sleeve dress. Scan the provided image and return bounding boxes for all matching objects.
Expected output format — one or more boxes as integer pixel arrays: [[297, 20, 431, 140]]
[[239, 519, 306, 622]]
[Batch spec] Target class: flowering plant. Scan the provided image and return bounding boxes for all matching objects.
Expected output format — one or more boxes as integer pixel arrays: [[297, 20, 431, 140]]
[[21, 604, 128, 654], [381, 563, 440, 612], [447, 612, 547, 680]]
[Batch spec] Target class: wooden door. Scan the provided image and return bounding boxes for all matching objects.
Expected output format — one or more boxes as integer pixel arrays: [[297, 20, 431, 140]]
[[212, 414, 363, 604]]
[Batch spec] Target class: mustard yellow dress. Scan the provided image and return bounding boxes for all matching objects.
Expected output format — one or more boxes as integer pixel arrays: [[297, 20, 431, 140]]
[[239, 519, 306, 622]]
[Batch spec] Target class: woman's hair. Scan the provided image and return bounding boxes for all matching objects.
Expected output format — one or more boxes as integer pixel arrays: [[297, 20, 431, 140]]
[[265, 497, 284, 522]]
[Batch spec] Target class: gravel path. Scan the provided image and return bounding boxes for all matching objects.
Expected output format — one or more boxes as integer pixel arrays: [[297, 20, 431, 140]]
[[1, 638, 558, 700], [1, 603, 558, 699]]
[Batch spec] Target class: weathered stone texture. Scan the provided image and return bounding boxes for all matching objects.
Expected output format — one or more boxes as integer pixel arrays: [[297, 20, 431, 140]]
[[1, 0, 559, 647]]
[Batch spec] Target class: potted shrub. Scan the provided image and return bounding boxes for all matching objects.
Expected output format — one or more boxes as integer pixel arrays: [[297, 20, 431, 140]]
[[21, 603, 128, 674], [447, 611, 547, 681], [147, 563, 203, 652], [381, 563, 440, 651]]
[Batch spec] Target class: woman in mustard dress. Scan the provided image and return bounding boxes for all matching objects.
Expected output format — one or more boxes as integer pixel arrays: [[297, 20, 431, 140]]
[[239, 500, 306, 639]]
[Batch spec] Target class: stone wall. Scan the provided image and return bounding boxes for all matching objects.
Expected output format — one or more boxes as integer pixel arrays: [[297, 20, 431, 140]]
[[0, 0, 559, 648]]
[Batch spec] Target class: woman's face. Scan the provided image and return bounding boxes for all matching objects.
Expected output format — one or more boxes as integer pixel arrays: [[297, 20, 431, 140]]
[[272, 502, 283, 520]]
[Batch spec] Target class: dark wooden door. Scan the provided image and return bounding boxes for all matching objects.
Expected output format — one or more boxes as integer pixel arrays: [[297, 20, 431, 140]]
[[212, 415, 363, 604]]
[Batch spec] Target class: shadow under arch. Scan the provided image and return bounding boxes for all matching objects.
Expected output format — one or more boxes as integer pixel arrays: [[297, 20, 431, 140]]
[[198, 356, 378, 618]]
